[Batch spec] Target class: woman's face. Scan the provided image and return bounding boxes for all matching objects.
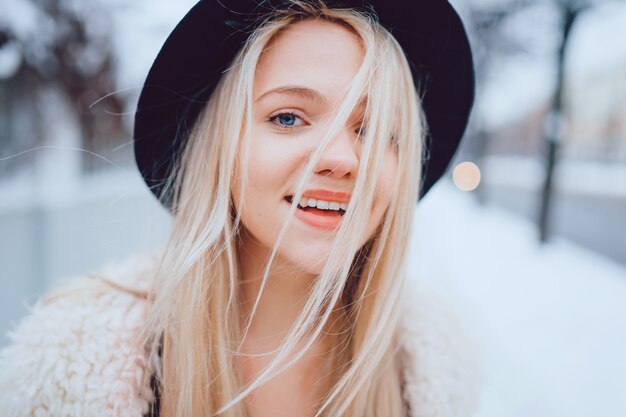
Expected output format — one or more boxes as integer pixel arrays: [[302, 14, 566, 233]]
[[232, 19, 398, 275]]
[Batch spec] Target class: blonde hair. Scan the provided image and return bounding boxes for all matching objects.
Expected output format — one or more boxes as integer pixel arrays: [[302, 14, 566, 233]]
[[139, 1, 425, 416]]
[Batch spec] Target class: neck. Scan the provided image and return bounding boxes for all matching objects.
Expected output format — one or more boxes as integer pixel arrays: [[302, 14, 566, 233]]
[[236, 228, 338, 352]]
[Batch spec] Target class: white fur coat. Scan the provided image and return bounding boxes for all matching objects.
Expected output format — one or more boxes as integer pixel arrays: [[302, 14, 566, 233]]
[[0, 253, 481, 416]]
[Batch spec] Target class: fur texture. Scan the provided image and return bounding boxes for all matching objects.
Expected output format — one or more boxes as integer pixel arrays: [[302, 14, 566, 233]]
[[0, 253, 480, 416]]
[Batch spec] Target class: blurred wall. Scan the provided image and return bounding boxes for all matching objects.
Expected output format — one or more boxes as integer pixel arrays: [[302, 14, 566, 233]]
[[0, 170, 171, 348]]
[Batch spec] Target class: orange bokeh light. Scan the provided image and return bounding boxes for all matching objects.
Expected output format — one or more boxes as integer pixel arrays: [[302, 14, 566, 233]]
[[452, 161, 481, 191]]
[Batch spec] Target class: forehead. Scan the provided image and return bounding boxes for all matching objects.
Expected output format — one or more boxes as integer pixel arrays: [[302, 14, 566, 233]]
[[254, 19, 365, 107]]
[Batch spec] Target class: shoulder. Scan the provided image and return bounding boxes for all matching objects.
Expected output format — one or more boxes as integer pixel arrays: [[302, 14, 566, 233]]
[[399, 276, 484, 417], [0, 252, 161, 417]]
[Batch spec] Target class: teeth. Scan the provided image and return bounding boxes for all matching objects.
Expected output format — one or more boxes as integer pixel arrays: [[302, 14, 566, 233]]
[[316, 200, 329, 210], [288, 196, 348, 211]]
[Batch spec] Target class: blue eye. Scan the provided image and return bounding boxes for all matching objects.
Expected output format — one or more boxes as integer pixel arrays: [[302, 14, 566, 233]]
[[268, 112, 305, 130], [278, 114, 297, 126]]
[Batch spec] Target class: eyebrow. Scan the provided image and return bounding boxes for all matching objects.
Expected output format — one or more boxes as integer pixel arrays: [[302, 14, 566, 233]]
[[255, 85, 327, 105], [255, 85, 369, 109]]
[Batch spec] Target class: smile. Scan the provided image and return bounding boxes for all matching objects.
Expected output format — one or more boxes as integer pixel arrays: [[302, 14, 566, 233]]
[[285, 196, 346, 215], [284, 196, 345, 230]]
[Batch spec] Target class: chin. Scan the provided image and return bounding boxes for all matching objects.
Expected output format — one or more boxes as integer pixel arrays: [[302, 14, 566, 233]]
[[287, 252, 329, 276]]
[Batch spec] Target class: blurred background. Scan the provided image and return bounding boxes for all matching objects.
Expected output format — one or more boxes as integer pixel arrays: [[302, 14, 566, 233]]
[[1, 0, 625, 415]]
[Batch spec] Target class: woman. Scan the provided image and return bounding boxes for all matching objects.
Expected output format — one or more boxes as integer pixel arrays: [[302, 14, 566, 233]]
[[0, 0, 480, 416]]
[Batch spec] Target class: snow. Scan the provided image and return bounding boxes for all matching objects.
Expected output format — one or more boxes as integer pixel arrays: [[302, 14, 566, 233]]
[[567, 2, 626, 81], [0, 0, 37, 78], [0, 0, 40, 39], [480, 155, 626, 198], [0, 160, 146, 212], [410, 181, 626, 417], [477, 55, 555, 129], [0, 41, 21, 79]]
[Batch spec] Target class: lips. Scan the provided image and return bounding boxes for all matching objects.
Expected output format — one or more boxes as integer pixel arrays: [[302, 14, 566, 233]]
[[301, 189, 351, 203], [283, 197, 344, 231]]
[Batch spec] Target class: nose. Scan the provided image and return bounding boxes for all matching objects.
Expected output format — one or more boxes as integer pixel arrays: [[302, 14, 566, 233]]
[[314, 126, 359, 178]]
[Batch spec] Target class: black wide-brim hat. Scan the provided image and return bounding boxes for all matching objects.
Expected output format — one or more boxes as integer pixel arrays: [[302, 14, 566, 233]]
[[133, 0, 474, 209]]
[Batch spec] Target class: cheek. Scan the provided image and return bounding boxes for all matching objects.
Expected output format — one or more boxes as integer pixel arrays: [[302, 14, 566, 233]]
[[370, 154, 398, 225], [234, 142, 281, 204], [232, 136, 303, 227], [246, 133, 298, 183], [234, 154, 270, 217], [232, 155, 266, 227]]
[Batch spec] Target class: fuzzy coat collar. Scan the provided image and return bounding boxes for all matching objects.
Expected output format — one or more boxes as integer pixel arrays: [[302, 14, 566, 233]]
[[0, 253, 479, 416]]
